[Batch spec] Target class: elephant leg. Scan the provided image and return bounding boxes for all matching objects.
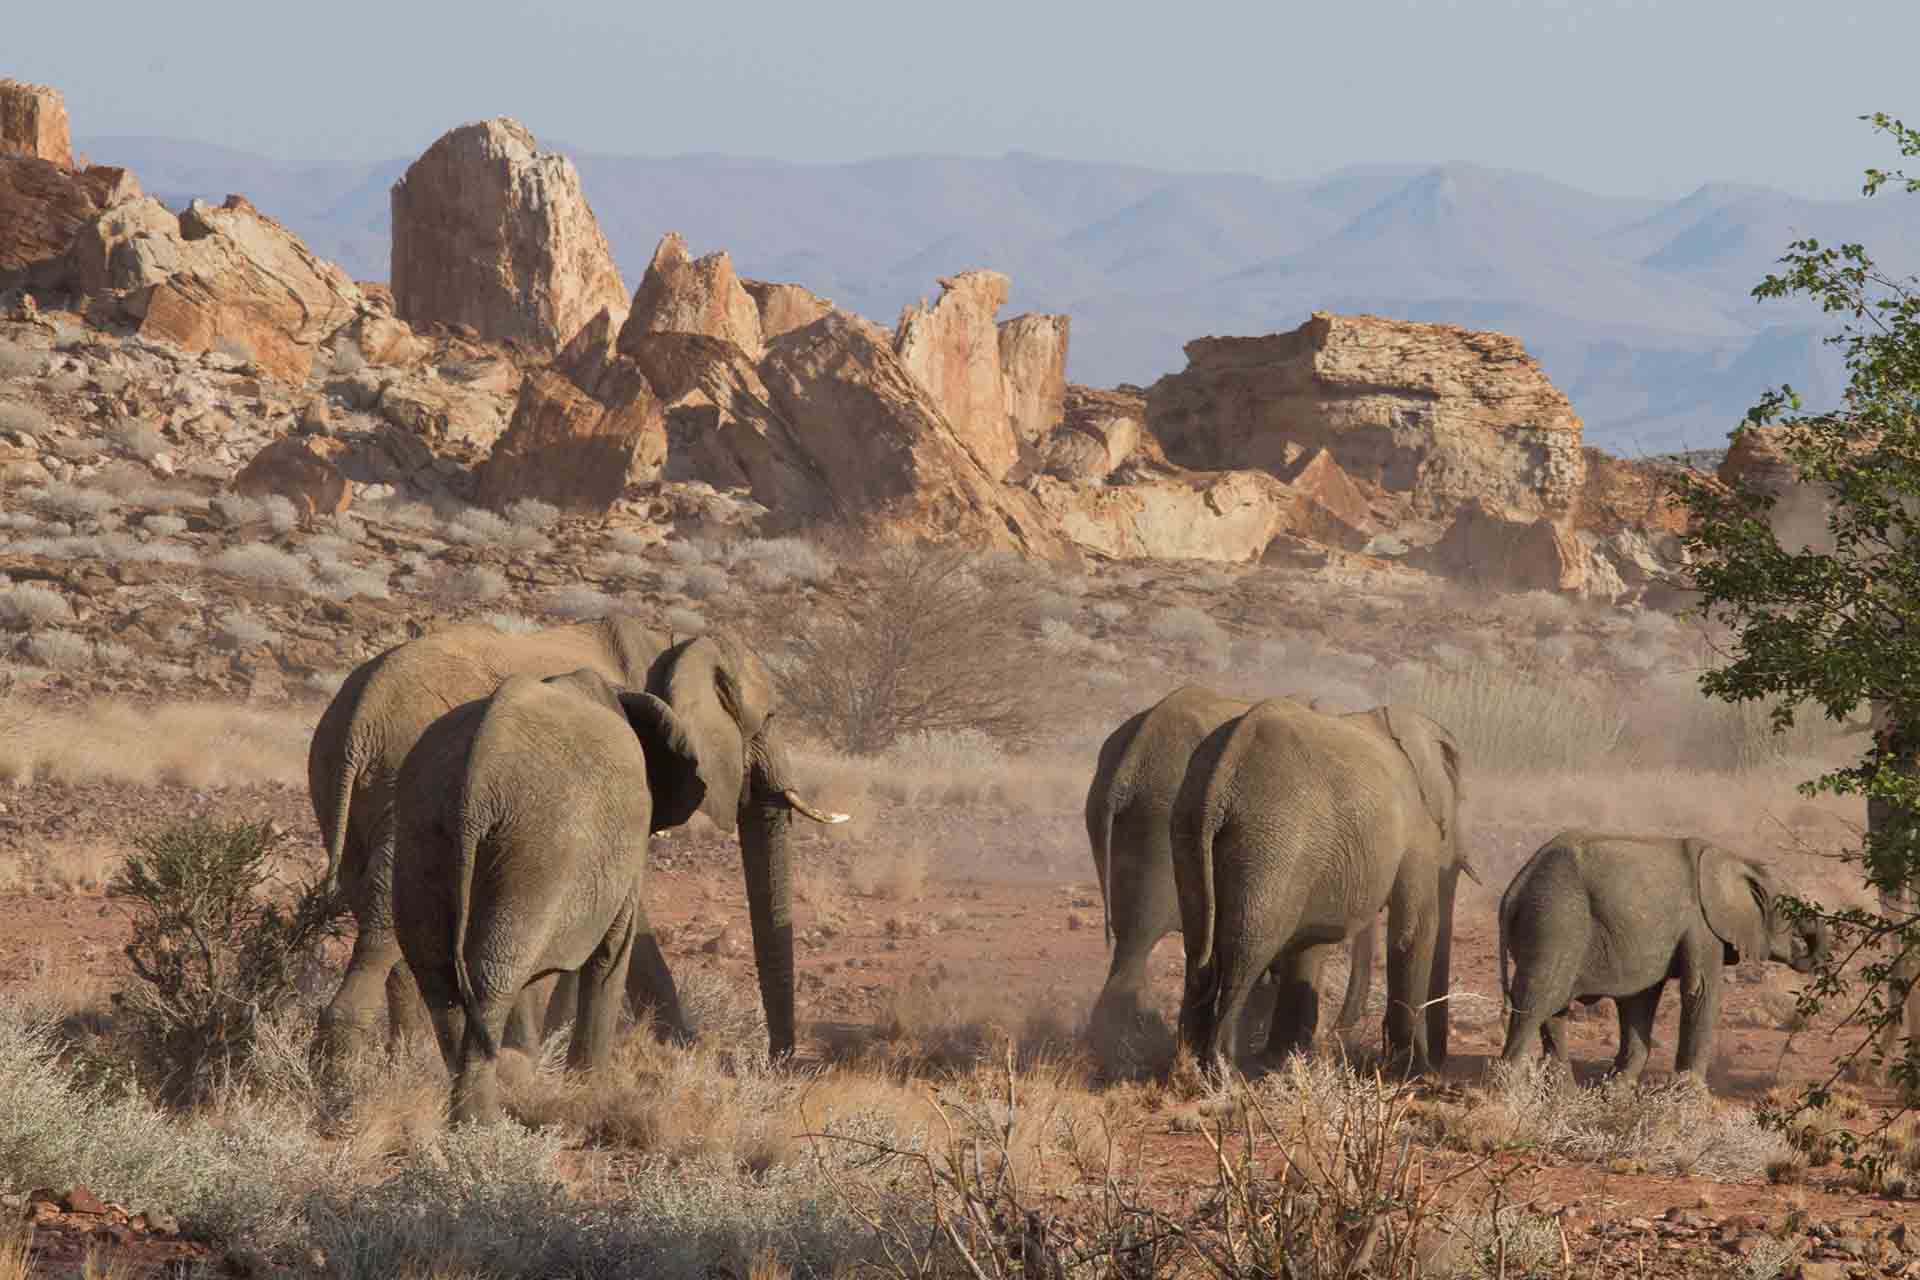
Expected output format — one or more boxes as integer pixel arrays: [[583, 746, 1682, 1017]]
[[317, 920, 405, 1065], [1384, 871, 1441, 1077], [1204, 959, 1268, 1079], [1541, 1010, 1573, 1073], [1877, 884, 1920, 1091], [1259, 942, 1337, 1064], [502, 981, 550, 1056], [451, 990, 518, 1127], [1091, 925, 1167, 1036], [1427, 866, 1459, 1070], [383, 955, 431, 1049], [408, 961, 466, 1079], [571, 908, 640, 1073], [1611, 987, 1663, 1083], [623, 905, 690, 1045], [1333, 921, 1374, 1031], [1673, 943, 1723, 1084]]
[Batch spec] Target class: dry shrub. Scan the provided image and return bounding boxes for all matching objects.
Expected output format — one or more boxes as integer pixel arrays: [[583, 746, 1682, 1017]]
[[1438, 1058, 1792, 1178], [43, 841, 118, 894], [849, 841, 928, 902], [1383, 660, 1628, 773], [777, 544, 1052, 755], [1770, 1083, 1920, 1195], [0, 701, 311, 788], [0, 582, 73, 629]]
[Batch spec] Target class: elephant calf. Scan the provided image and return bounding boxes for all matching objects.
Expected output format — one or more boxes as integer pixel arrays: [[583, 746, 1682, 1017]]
[[1498, 830, 1829, 1086], [393, 667, 712, 1125]]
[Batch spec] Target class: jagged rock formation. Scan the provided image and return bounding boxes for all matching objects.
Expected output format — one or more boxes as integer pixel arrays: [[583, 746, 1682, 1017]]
[[1000, 313, 1069, 451], [1147, 313, 1586, 518], [0, 80, 72, 168], [77, 195, 363, 384], [390, 118, 628, 353], [475, 366, 664, 514], [0, 154, 138, 291], [622, 233, 763, 360]]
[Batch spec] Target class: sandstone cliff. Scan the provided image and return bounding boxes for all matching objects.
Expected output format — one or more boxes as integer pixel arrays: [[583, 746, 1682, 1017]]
[[1147, 312, 1586, 518]]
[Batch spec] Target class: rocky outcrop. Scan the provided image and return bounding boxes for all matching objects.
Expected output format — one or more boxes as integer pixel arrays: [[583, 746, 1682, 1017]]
[[620, 233, 763, 360], [233, 435, 353, 515], [999, 313, 1069, 448], [83, 195, 364, 384], [743, 280, 834, 343], [1029, 468, 1291, 563], [1411, 498, 1622, 599], [390, 118, 627, 353], [474, 367, 665, 514], [759, 313, 1071, 559], [1576, 447, 1688, 535], [894, 271, 1020, 480], [0, 156, 139, 290], [1716, 425, 1839, 554], [0, 80, 72, 168], [1147, 313, 1586, 518]]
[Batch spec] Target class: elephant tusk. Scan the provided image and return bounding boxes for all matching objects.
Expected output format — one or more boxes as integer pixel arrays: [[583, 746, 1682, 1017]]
[[783, 788, 851, 825], [1459, 859, 1484, 886]]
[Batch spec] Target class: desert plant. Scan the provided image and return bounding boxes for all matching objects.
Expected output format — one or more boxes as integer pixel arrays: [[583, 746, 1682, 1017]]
[[778, 545, 1051, 754], [504, 497, 561, 529], [25, 630, 92, 671], [218, 611, 276, 650], [208, 544, 314, 592], [0, 583, 73, 630], [110, 817, 342, 1106], [108, 420, 167, 460], [541, 584, 612, 619], [444, 564, 508, 601]]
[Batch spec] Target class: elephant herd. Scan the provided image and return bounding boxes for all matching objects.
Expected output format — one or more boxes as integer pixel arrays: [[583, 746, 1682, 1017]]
[[305, 614, 1834, 1124]]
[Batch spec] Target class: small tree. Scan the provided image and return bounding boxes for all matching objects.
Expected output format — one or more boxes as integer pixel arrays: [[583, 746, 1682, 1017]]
[[1678, 113, 1920, 1111], [112, 816, 342, 1106], [777, 543, 1051, 755]]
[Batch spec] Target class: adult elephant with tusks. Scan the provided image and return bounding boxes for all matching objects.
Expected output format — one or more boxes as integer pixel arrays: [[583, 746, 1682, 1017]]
[[1170, 695, 1472, 1080], [307, 616, 848, 1067], [1085, 686, 1376, 1061]]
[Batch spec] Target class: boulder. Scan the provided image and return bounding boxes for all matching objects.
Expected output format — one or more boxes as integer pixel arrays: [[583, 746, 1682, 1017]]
[[1717, 425, 1835, 553], [1278, 447, 1376, 550], [339, 310, 433, 367], [620, 330, 822, 518], [619, 233, 763, 361], [0, 156, 138, 290], [758, 313, 1071, 559], [894, 270, 1020, 480], [474, 368, 665, 515], [743, 279, 835, 342], [999, 312, 1069, 448], [1147, 312, 1586, 517], [232, 435, 352, 516], [1029, 468, 1293, 563], [1411, 498, 1615, 598], [1577, 447, 1688, 535], [88, 195, 363, 384], [65, 195, 177, 298], [374, 370, 519, 459], [0, 80, 72, 168], [390, 118, 628, 353]]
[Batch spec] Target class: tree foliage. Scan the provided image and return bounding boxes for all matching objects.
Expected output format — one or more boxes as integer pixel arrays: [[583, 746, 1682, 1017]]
[[1677, 113, 1920, 1111]]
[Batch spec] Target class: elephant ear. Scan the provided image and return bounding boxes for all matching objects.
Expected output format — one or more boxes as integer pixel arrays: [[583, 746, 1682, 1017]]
[[617, 691, 711, 833], [1694, 840, 1772, 966], [645, 637, 749, 835], [1376, 706, 1464, 844]]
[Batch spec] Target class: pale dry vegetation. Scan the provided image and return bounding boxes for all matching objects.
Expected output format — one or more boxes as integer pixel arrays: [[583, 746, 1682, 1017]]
[[0, 700, 309, 788]]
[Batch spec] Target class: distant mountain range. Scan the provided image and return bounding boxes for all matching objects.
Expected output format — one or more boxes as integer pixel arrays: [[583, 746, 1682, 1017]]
[[75, 135, 1920, 454]]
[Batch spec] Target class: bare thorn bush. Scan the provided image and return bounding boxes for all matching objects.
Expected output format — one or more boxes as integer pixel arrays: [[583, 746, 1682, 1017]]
[[443, 564, 507, 601], [209, 543, 315, 593], [504, 497, 561, 529], [0, 582, 73, 629], [25, 630, 92, 671], [542, 584, 613, 619], [778, 545, 1051, 755]]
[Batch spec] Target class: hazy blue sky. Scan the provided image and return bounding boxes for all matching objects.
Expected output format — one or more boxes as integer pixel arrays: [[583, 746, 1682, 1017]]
[[13, 0, 1917, 198]]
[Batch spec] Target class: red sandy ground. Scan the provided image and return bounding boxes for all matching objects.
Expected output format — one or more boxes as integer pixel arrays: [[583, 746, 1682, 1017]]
[[0, 778, 1916, 1277]]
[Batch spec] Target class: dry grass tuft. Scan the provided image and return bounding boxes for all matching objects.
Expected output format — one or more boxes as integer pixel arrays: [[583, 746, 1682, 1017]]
[[0, 700, 310, 787]]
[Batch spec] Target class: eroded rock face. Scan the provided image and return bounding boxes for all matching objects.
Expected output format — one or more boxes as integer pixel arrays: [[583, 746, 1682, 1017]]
[[1029, 468, 1293, 563], [0, 80, 72, 168], [475, 367, 664, 514], [80, 195, 363, 384], [1147, 312, 1586, 517], [620, 233, 763, 361], [1717, 426, 1836, 554], [233, 435, 352, 516], [1411, 498, 1618, 598], [743, 279, 835, 343], [894, 270, 1020, 480], [0, 156, 103, 288], [999, 312, 1069, 449], [1576, 448, 1688, 535], [759, 313, 1070, 559], [391, 118, 628, 353]]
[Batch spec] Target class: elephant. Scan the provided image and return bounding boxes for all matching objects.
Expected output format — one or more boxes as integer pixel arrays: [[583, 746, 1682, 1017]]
[[1497, 830, 1829, 1086], [308, 616, 845, 1067], [1085, 686, 1375, 1059], [391, 667, 721, 1123], [1170, 695, 1469, 1079]]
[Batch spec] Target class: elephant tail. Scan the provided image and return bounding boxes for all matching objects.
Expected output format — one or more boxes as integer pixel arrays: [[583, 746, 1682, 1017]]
[[1093, 781, 1123, 951], [452, 817, 492, 1059], [319, 754, 357, 902], [1496, 909, 1512, 1019]]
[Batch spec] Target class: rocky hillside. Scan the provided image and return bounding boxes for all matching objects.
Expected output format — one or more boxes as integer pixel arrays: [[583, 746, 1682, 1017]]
[[0, 77, 1738, 695]]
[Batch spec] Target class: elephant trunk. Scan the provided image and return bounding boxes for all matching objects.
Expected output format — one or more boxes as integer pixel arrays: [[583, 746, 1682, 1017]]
[[741, 726, 800, 1061]]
